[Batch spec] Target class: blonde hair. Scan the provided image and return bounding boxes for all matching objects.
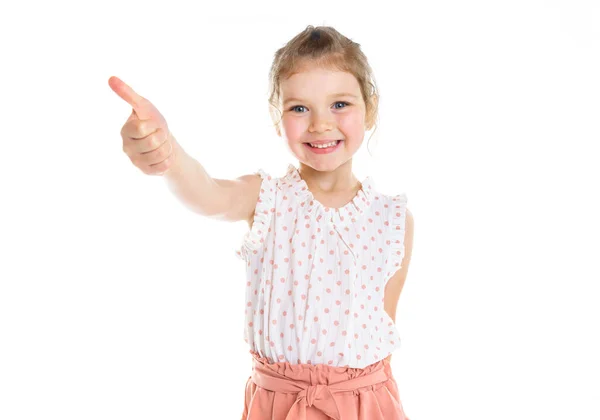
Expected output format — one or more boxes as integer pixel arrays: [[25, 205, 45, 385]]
[[268, 25, 380, 153]]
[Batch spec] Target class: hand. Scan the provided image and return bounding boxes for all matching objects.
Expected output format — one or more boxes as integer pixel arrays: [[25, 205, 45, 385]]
[[109, 76, 176, 176]]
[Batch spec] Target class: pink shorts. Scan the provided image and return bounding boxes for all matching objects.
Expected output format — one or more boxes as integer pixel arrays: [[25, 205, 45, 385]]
[[242, 350, 410, 420]]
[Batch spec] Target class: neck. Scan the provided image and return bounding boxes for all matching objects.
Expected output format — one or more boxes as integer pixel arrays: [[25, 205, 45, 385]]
[[297, 161, 360, 194]]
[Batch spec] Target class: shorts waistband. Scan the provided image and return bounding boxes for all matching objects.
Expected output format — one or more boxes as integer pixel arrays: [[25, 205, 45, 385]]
[[249, 351, 391, 420]]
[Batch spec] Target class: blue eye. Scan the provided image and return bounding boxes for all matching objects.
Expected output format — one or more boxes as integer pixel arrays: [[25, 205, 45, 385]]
[[289, 101, 350, 113], [290, 105, 307, 113]]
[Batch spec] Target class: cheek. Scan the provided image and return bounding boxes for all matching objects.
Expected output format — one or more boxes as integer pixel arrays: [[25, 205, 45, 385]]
[[281, 118, 306, 140], [338, 111, 365, 133]]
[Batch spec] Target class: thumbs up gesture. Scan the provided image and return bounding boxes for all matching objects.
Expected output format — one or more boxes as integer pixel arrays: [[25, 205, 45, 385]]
[[109, 76, 176, 176]]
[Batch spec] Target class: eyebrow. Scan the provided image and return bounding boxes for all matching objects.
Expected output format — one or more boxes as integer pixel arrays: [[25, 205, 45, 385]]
[[283, 93, 359, 106]]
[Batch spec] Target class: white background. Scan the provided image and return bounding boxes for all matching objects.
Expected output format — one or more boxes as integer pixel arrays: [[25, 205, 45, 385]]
[[1, 0, 599, 419]]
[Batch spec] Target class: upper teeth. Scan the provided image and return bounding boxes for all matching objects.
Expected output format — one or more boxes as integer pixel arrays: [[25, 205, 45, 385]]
[[309, 141, 338, 148]]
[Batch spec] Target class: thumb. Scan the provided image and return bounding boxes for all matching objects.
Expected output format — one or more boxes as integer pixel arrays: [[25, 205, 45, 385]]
[[108, 76, 157, 121]]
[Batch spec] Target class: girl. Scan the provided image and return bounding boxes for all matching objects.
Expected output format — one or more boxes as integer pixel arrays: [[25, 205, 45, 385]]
[[110, 24, 413, 420]]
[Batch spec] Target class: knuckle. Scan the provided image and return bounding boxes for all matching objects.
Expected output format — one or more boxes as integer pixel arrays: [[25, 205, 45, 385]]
[[134, 119, 145, 132], [131, 121, 145, 139], [143, 137, 156, 151], [147, 132, 163, 150], [154, 148, 165, 161], [152, 165, 164, 174], [158, 142, 170, 159], [155, 156, 171, 172], [156, 161, 169, 173]]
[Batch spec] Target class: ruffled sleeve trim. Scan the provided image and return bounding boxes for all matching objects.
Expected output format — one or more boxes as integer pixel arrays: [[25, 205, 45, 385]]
[[384, 193, 408, 285], [235, 169, 276, 262]]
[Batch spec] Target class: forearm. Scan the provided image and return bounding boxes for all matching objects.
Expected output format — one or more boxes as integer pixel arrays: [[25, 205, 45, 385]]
[[163, 135, 225, 217]]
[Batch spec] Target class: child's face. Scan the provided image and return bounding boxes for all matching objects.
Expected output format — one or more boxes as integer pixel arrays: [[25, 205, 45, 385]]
[[278, 65, 367, 171]]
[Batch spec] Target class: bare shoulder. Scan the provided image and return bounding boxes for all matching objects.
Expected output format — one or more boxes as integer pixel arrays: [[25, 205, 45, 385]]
[[212, 173, 263, 226]]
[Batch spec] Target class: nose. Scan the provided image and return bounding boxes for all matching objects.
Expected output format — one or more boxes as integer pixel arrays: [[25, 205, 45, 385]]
[[309, 109, 335, 133]]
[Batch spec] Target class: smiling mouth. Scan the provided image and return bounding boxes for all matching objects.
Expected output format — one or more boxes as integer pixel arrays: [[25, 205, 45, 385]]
[[305, 140, 342, 148]]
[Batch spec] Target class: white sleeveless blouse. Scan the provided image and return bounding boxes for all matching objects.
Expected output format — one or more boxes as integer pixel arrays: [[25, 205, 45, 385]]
[[235, 163, 408, 369]]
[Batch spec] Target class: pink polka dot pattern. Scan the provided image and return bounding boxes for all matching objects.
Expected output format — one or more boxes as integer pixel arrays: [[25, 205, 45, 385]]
[[235, 163, 408, 369]]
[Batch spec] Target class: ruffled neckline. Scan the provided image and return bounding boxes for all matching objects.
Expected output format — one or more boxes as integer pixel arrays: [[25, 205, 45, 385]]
[[281, 163, 375, 229]]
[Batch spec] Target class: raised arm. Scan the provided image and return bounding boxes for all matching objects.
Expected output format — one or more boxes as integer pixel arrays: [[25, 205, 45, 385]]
[[164, 137, 262, 224], [109, 75, 261, 225]]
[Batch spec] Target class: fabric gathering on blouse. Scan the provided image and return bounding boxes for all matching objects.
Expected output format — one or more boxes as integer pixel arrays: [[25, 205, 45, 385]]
[[235, 163, 408, 369]]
